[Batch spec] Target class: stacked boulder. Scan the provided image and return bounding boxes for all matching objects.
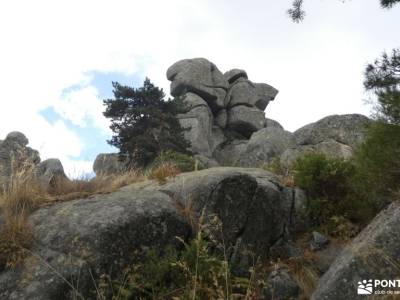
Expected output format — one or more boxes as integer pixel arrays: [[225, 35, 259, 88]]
[[166, 58, 280, 167], [0, 131, 68, 192], [166, 58, 371, 168]]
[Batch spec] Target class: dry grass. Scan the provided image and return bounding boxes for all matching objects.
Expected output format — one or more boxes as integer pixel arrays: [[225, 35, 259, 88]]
[[0, 167, 47, 270], [0, 164, 144, 271], [148, 162, 180, 185], [48, 170, 144, 200]]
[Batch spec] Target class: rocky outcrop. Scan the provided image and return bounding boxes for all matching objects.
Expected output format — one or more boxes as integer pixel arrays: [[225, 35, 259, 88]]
[[0, 185, 191, 299], [311, 200, 400, 299], [93, 153, 128, 176], [214, 125, 295, 167], [0, 167, 302, 298], [0, 132, 68, 192], [165, 59, 370, 170], [152, 167, 295, 275], [281, 114, 371, 165], [166, 58, 280, 167], [36, 158, 69, 188], [0, 132, 40, 190]]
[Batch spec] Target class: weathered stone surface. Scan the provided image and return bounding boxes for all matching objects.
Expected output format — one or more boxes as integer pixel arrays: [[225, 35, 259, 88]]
[[182, 92, 209, 110], [227, 105, 266, 138], [235, 127, 295, 167], [227, 79, 259, 108], [261, 266, 300, 300], [294, 114, 370, 148], [0, 187, 191, 299], [5, 131, 29, 146], [224, 69, 248, 84], [210, 126, 226, 153], [311, 201, 400, 300], [254, 83, 279, 111], [0, 132, 40, 191], [155, 167, 294, 274], [214, 127, 294, 167], [167, 58, 228, 112], [93, 153, 128, 176], [178, 105, 213, 157], [265, 118, 284, 130], [36, 158, 69, 188], [213, 140, 248, 166], [281, 139, 353, 166], [215, 108, 228, 128]]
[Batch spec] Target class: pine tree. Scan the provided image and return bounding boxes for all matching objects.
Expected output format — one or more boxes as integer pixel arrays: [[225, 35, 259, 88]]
[[354, 49, 400, 202], [103, 78, 191, 168], [364, 49, 400, 124]]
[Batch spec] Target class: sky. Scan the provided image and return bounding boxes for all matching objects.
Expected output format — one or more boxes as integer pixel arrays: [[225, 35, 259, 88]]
[[0, 0, 399, 178]]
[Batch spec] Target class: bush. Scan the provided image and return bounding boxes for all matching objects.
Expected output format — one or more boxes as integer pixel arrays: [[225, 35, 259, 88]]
[[114, 225, 254, 299], [293, 153, 372, 226]]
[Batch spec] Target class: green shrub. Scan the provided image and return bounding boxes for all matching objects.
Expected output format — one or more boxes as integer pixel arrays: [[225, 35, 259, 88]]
[[293, 153, 372, 226], [152, 150, 200, 173], [114, 229, 253, 300]]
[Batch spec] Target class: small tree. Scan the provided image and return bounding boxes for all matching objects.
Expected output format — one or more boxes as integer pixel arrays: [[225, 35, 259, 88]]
[[103, 78, 191, 168]]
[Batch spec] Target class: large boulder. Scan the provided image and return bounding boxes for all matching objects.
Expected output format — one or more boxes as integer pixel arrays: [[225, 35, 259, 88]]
[[294, 114, 370, 148], [0, 186, 191, 299], [254, 83, 279, 111], [227, 105, 266, 138], [311, 200, 400, 299], [0, 132, 40, 191], [224, 68, 248, 84], [214, 127, 294, 167], [93, 153, 128, 176], [166, 58, 228, 112], [154, 167, 296, 274], [280, 114, 371, 165], [281, 139, 353, 166], [226, 79, 260, 108], [0, 167, 303, 298], [213, 140, 248, 166], [235, 127, 295, 167], [177, 93, 214, 157], [36, 158, 69, 188]]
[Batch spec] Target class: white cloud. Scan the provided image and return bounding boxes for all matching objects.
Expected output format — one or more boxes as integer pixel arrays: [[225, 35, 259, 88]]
[[54, 85, 110, 132], [0, 0, 399, 175]]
